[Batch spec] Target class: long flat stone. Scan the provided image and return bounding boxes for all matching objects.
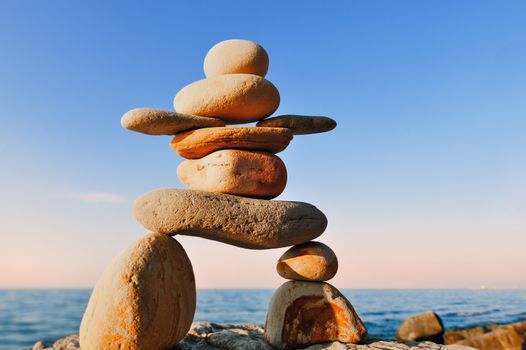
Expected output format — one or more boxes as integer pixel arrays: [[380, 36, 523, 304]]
[[170, 126, 292, 159], [257, 115, 336, 135], [121, 108, 224, 135], [132, 189, 327, 249]]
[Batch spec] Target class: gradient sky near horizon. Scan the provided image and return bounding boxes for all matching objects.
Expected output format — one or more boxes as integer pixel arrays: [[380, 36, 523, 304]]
[[1, 1, 525, 289]]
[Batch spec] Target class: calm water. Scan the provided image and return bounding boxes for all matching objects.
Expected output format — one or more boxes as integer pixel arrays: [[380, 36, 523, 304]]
[[0, 289, 525, 350]]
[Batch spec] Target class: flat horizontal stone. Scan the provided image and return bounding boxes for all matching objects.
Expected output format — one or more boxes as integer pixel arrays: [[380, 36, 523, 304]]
[[133, 189, 327, 249], [257, 115, 337, 135], [170, 126, 292, 159], [121, 108, 224, 135], [177, 150, 287, 199]]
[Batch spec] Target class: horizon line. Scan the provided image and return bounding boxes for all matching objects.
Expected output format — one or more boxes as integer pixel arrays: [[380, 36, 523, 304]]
[[1, 287, 524, 291]]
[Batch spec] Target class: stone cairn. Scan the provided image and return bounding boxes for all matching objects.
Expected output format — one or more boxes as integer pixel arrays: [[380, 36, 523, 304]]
[[79, 39, 368, 350]]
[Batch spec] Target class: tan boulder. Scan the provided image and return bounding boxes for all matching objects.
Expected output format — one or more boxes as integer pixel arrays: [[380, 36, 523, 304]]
[[177, 150, 287, 199], [170, 126, 292, 159], [79, 233, 196, 350], [173, 74, 280, 124], [257, 115, 337, 135], [491, 321, 526, 338], [133, 189, 327, 249], [204, 39, 269, 78], [396, 311, 444, 343], [264, 281, 367, 349], [277, 241, 338, 281], [457, 328, 523, 350], [31, 341, 46, 350], [444, 326, 487, 344], [120, 108, 224, 135]]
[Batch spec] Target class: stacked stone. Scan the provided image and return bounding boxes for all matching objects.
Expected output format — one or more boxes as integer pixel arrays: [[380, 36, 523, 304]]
[[78, 39, 365, 350], [265, 242, 368, 349]]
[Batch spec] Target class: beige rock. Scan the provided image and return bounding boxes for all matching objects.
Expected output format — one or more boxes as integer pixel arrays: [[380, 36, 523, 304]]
[[277, 241, 338, 282], [204, 39, 269, 78], [173, 74, 280, 124], [445, 322, 526, 346], [457, 329, 523, 350], [53, 335, 80, 350], [490, 321, 526, 338], [171, 126, 292, 159], [120, 108, 224, 135], [177, 150, 287, 199], [31, 341, 46, 350], [133, 189, 327, 249], [396, 311, 444, 343], [79, 233, 196, 350], [265, 281, 368, 349], [444, 326, 487, 344], [257, 115, 337, 135]]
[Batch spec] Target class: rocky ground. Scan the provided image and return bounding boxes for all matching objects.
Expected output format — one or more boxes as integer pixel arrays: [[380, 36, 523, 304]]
[[26, 322, 474, 350]]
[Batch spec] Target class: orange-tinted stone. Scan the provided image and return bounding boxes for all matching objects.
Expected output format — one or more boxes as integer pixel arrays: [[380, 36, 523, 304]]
[[277, 241, 338, 281], [177, 149, 287, 199], [170, 126, 292, 159], [264, 281, 367, 349]]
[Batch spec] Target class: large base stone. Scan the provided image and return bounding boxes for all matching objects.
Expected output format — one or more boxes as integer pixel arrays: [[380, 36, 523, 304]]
[[79, 233, 196, 350]]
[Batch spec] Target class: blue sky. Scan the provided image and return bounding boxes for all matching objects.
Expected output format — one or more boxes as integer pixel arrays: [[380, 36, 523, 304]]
[[1, 1, 525, 288]]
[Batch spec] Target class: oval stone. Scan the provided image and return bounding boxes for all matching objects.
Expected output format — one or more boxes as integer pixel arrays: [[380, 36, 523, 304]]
[[170, 126, 292, 159], [257, 115, 337, 135], [79, 233, 196, 350], [265, 281, 368, 349], [133, 189, 327, 249], [396, 311, 444, 342], [177, 150, 287, 199], [173, 74, 280, 124], [204, 39, 269, 78], [277, 241, 338, 281], [121, 108, 224, 135]]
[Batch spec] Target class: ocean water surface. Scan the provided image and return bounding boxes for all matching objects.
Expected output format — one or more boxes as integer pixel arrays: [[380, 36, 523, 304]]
[[0, 289, 525, 350]]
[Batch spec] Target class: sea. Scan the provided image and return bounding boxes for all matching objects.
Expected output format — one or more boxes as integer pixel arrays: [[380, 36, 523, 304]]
[[0, 289, 525, 350]]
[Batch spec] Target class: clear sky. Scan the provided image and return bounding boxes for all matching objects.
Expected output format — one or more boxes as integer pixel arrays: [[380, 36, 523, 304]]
[[0, 1, 525, 289]]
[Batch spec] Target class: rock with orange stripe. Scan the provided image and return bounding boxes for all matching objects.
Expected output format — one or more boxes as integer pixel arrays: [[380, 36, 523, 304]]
[[170, 126, 292, 159], [264, 281, 367, 349]]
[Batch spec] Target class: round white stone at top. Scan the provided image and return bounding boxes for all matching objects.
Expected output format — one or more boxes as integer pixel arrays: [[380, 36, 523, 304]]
[[204, 39, 269, 78]]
